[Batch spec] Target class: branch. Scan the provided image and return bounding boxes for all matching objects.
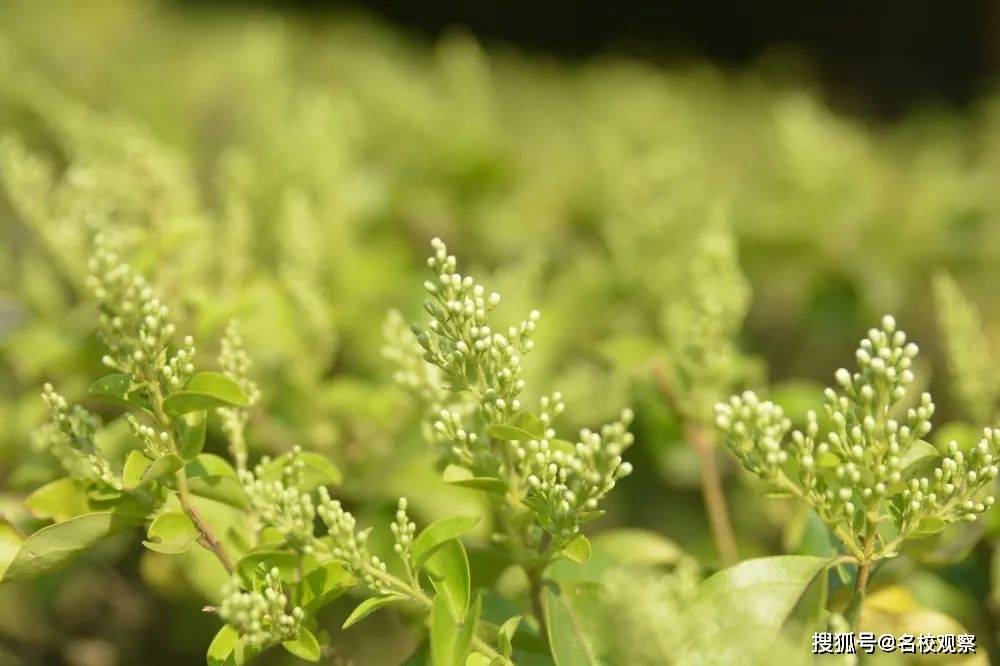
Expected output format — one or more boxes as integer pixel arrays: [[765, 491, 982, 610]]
[[652, 361, 738, 566]]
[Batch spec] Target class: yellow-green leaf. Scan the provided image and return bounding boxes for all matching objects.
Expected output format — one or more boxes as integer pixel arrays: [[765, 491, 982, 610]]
[[143, 511, 198, 554], [122, 450, 153, 490], [424, 539, 471, 621], [282, 627, 320, 662], [24, 477, 91, 522], [412, 516, 480, 569], [561, 535, 591, 564], [3, 512, 145, 582], [342, 595, 405, 628], [430, 592, 480, 666]]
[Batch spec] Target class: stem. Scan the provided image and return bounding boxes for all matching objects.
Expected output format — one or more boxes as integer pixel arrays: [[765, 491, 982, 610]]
[[687, 423, 738, 567], [844, 559, 871, 628], [148, 380, 234, 575], [185, 489, 234, 574], [844, 525, 877, 629], [527, 566, 547, 637], [652, 363, 738, 566]]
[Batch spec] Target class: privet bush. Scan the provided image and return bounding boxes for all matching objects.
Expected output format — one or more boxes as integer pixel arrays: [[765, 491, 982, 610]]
[[3, 237, 644, 665], [2, 4, 1000, 664], [716, 315, 999, 628]]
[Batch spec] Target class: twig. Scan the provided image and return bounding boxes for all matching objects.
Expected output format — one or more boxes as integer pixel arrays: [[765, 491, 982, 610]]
[[527, 567, 547, 637], [148, 379, 235, 575], [183, 488, 235, 575], [652, 362, 738, 566]]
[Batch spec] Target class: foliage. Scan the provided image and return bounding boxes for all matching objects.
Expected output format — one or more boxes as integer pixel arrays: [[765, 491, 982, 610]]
[[0, 1, 1000, 664]]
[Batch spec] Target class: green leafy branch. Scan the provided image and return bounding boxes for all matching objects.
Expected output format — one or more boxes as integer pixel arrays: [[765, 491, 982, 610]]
[[716, 315, 1000, 625]]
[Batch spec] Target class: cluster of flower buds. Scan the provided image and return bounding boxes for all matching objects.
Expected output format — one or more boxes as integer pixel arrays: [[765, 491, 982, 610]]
[[413, 237, 538, 424], [87, 234, 195, 390], [125, 413, 173, 459], [316, 487, 390, 595], [218, 320, 259, 471], [390, 497, 416, 562], [239, 447, 316, 549], [430, 405, 496, 475], [40, 384, 119, 488], [662, 220, 751, 422], [899, 431, 1000, 531], [219, 568, 305, 649], [717, 316, 1000, 554], [714, 391, 791, 479], [933, 273, 997, 423], [515, 405, 635, 540], [382, 310, 447, 409]]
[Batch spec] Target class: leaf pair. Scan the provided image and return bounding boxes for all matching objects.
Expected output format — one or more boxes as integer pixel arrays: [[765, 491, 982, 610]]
[[89, 371, 249, 417]]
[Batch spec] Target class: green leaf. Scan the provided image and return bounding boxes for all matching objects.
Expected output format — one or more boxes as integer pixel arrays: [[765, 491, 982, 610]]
[[295, 562, 355, 611], [590, 529, 683, 567], [442, 465, 507, 494], [163, 372, 249, 417], [178, 411, 207, 461], [296, 452, 342, 488], [424, 539, 471, 621], [497, 615, 521, 658], [678, 556, 834, 664], [283, 627, 320, 662], [909, 516, 947, 539], [143, 511, 198, 554], [548, 440, 577, 455], [412, 516, 480, 569], [544, 585, 603, 666], [560, 535, 591, 564], [577, 510, 605, 524], [430, 592, 480, 666], [514, 412, 546, 439], [122, 450, 153, 490], [186, 454, 238, 479], [257, 452, 341, 489], [899, 440, 940, 473], [88, 373, 148, 410], [236, 550, 298, 589], [342, 595, 405, 628], [141, 453, 183, 485], [0, 521, 24, 579], [817, 452, 840, 468], [187, 476, 249, 509], [24, 477, 91, 522], [447, 477, 508, 494], [2, 512, 145, 582], [488, 424, 537, 442], [207, 624, 240, 666]]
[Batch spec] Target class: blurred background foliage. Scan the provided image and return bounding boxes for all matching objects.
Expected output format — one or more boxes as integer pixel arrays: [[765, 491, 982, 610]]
[[0, 1, 999, 664]]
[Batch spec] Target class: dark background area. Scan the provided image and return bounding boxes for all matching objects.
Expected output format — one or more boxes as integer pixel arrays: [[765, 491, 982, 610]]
[[192, 0, 1000, 120]]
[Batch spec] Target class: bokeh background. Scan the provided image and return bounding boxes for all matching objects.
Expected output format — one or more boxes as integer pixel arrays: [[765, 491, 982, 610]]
[[0, 0, 999, 663]]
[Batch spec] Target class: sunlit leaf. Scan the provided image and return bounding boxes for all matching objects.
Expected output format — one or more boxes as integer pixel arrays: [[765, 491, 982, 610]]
[[424, 539, 471, 621], [3, 512, 145, 582], [342, 595, 405, 628], [143, 511, 198, 554], [430, 592, 480, 666], [412, 516, 480, 569], [282, 627, 320, 662]]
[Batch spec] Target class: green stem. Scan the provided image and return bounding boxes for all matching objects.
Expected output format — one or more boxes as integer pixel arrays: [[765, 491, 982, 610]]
[[687, 422, 738, 566], [845, 524, 877, 629], [844, 559, 871, 628], [527, 565, 547, 637], [652, 363, 738, 566], [148, 379, 234, 574]]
